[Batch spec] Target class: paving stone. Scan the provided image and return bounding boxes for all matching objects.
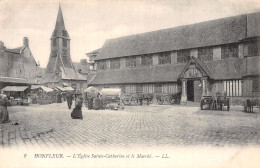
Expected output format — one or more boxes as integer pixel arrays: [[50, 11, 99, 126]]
[[0, 103, 259, 149]]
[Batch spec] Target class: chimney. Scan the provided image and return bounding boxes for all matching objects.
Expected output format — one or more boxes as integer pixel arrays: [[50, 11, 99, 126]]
[[23, 37, 29, 46], [80, 59, 87, 64], [0, 41, 5, 50]]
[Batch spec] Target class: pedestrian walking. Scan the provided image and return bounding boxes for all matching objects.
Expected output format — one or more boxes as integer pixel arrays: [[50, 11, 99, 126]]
[[0, 96, 10, 123], [56, 93, 62, 103], [71, 96, 83, 119], [66, 93, 73, 109]]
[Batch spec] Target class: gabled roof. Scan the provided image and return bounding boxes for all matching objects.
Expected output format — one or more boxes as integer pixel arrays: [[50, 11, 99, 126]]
[[95, 12, 260, 60], [179, 57, 213, 79]]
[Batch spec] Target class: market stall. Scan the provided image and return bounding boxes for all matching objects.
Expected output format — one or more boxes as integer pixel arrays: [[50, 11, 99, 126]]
[[83, 86, 99, 109], [31, 85, 54, 104], [1, 86, 30, 105]]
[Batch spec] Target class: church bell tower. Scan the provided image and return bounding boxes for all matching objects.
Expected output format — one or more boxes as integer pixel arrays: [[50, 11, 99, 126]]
[[46, 4, 73, 74]]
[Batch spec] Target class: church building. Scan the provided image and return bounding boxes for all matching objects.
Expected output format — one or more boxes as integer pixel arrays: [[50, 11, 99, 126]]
[[44, 5, 87, 91], [89, 12, 260, 105]]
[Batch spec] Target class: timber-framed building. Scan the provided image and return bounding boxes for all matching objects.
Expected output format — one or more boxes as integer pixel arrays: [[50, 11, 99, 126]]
[[89, 12, 260, 105]]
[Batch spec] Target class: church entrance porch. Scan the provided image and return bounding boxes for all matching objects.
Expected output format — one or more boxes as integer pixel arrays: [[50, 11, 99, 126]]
[[178, 57, 213, 104]]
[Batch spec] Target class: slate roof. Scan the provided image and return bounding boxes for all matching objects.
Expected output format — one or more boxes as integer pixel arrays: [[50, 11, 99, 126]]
[[73, 62, 89, 74], [0, 76, 31, 84], [95, 12, 260, 60], [89, 58, 246, 85], [51, 4, 70, 39], [208, 58, 246, 80], [86, 48, 101, 55], [60, 67, 87, 80], [89, 64, 185, 85]]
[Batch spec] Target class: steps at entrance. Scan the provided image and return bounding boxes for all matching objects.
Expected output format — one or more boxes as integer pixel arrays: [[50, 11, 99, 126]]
[[182, 101, 200, 107]]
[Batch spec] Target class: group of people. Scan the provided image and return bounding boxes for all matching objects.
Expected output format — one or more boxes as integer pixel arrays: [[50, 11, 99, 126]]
[[87, 93, 105, 110]]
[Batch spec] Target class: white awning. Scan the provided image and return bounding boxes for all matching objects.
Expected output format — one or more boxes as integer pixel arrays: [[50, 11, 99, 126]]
[[100, 88, 121, 96], [1, 86, 29, 92], [55, 86, 66, 91], [63, 83, 68, 87], [31, 85, 53, 92], [41, 86, 53, 92], [84, 86, 99, 93], [63, 87, 74, 91]]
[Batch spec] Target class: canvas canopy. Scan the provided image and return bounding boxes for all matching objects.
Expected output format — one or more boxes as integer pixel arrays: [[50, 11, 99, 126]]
[[1, 86, 29, 92], [63, 86, 74, 91], [41, 86, 53, 92], [31, 85, 53, 92], [55, 86, 66, 91], [63, 83, 68, 87], [100, 88, 121, 97], [84, 86, 99, 93], [31, 85, 42, 90]]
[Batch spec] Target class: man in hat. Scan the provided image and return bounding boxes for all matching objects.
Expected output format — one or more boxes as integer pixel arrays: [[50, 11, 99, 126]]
[[66, 92, 73, 109]]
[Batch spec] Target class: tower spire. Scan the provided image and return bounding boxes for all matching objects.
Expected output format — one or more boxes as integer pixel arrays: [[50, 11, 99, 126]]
[[55, 3, 65, 30]]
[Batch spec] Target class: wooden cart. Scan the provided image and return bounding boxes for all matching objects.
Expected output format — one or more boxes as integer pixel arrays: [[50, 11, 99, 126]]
[[244, 99, 260, 112], [200, 96, 214, 110], [215, 95, 230, 111], [100, 88, 121, 108], [201, 94, 230, 111], [122, 93, 153, 105], [156, 92, 181, 105]]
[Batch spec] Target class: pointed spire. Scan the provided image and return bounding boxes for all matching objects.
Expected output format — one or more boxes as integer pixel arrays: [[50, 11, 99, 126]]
[[55, 3, 66, 30]]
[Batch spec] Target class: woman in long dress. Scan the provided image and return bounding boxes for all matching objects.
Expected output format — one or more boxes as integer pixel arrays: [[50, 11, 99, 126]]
[[0, 97, 10, 123], [71, 96, 83, 119]]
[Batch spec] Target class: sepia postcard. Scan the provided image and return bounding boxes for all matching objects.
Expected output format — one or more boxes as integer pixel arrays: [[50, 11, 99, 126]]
[[0, 0, 260, 167]]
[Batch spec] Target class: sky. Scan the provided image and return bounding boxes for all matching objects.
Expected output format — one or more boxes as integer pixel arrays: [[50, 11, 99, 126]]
[[0, 0, 260, 68]]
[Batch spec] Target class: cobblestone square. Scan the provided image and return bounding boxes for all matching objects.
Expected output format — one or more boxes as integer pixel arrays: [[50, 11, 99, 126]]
[[1, 103, 260, 150]]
